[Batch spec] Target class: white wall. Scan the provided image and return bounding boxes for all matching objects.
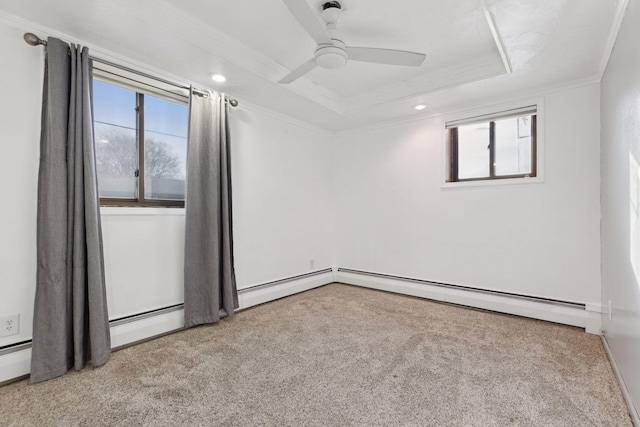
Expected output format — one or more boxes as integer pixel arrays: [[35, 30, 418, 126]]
[[0, 19, 334, 349], [101, 209, 186, 320], [333, 83, 601, 306], [230, 106, 334, 287], [101, 105, 335, 321], [0, 23, 42, 348], [601, 0, 640, 417]]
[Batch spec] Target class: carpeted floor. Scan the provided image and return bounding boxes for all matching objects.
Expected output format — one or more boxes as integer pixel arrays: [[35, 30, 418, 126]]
[[0, 283, 632, 426]]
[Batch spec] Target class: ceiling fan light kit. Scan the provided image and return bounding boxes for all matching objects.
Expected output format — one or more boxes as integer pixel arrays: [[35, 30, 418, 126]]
[[315, 44, 348, 69], [280, 0, 426, 83]]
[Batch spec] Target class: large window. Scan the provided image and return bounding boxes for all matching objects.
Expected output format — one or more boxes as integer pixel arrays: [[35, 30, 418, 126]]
[[447, 106, 537, 183], [93, 78, 188, 207]]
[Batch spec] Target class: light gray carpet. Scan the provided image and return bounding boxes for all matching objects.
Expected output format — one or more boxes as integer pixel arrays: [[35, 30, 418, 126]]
[[0, 284, 632, 426]]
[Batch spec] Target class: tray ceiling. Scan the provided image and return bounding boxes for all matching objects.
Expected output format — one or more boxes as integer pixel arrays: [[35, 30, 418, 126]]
[[0, 0, 625, 130]]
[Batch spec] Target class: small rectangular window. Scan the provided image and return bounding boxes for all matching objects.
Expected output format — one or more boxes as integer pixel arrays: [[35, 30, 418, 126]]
[[93, 78, 188, 207], [447, 107, 537, 183]]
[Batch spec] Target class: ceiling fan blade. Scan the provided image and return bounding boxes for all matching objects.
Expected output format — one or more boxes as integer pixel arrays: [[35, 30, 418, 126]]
[[346, 46, 426, 67], [279, 59, 318, 84], [282, 0, 331, 45]]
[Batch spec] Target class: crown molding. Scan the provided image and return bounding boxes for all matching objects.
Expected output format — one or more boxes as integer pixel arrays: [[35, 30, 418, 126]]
[[0, 7, 334, 132], [237, 99, 333, 135], [104, 1, 514, 117], [147, 0, 344, 114], [0, 10, 211, 93], [335, 74, 601, 135], [281, 76, 345, 114], [140, 0, 282, 80], [0, 9, 47, 35], [598, 0, 629, 78], [481, 0, 512, 74], [344, 54, 506, 114], [1, 3, 612, 132]]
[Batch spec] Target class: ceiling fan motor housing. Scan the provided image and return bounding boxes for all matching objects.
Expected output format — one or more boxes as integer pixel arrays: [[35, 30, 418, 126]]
[[316, 2, 346, 69], [278, 0, 425, 83]]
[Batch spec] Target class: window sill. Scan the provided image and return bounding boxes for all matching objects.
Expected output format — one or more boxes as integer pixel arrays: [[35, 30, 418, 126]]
[[441, 176, 544, 190], [100, 207, 185, 216]]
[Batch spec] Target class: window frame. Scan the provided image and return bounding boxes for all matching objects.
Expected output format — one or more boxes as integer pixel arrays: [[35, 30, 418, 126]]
[[447, 114, 537, 183], [93, 72, 189, 208], [442, 101, 543, 188]]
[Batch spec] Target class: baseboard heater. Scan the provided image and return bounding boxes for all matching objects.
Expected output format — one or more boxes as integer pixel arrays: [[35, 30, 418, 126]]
[[335, 267, 598, 332], [0, 268, 334, 358], [337, 267, 584, 309], [0, 305, 186, 358], [238, 268, 333, 293]]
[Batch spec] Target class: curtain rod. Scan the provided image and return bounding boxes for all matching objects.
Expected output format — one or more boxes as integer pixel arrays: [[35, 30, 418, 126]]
[[23, 32, 238, 107]]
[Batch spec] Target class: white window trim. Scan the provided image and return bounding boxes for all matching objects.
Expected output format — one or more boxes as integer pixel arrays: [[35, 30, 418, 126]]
[[441, 97, 545, 189], [93, 73, 189, 207], [100, 207, 185, 216], [93, 65, 189, 105]]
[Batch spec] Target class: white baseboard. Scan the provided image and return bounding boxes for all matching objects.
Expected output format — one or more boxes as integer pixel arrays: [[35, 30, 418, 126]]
[[336, 269, 597, 333], [584, 303, 603, 335], [0, 346, 30, 386], [0, 269, 334, 385], [237, 270, 334, 309], [1, 269, 597, 385], [110, 308, 185, 350], [601, 335, 640, 426]]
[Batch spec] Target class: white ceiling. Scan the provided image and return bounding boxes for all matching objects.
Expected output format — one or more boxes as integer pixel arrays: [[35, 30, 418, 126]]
[[0, 0, 625, 130]]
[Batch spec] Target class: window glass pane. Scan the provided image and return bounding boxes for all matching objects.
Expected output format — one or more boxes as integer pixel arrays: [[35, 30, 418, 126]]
[[457, 123, 490, 180], [143, 95, 188, 200], [494, 115, 533, 176], [93, 80, 137, 198]]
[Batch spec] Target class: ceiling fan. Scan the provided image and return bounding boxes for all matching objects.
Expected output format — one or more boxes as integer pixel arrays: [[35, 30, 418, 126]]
[[279, 0, 427, 84]]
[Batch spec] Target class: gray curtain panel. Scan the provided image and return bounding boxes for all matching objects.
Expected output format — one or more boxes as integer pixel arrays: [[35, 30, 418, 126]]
[[31, 37, 111, 384], [184, 90, 238, 328]]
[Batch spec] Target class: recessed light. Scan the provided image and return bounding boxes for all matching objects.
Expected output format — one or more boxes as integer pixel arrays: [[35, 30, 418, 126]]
[[211, 74, 227, 83], [414, 104, 426, 111], [100, 139, 109, 144]]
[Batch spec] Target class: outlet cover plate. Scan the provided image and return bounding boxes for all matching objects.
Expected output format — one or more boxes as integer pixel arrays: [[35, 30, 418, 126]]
[[0, 314, 20, 337]]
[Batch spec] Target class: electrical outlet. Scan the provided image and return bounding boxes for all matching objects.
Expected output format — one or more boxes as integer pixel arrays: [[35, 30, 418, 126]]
[[0, 314, 20, 337]]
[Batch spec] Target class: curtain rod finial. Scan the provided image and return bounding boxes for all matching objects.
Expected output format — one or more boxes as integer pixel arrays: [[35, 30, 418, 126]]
[[24, 32, 45, 46], [228, 98, 238, 107]]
